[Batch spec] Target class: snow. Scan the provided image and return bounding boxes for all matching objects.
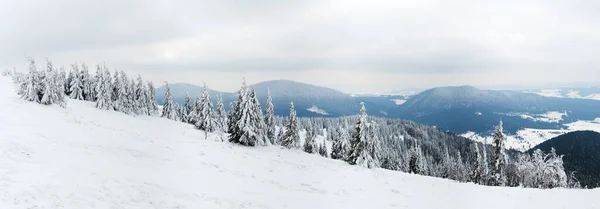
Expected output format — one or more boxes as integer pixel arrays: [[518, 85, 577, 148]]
[[498, 111, 567, 123], [463, 117, 600, 151], [475, 112, 482, 116], [390, 99, 406, 105], [306, 105, 330, 115], [524, 89, 600, 101], [526, 89, 563, 98], [0, 76, 598, 209]]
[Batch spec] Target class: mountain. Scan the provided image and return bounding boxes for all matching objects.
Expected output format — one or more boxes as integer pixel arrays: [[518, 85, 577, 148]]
[[157, 80, 391, 117], [0, 76, 597, 208], [394, 85, 600, 134], [530, 131, 600, 188]]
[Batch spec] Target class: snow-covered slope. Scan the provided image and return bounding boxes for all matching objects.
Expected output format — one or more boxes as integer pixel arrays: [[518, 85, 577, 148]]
[[0, 76, 598, 209]]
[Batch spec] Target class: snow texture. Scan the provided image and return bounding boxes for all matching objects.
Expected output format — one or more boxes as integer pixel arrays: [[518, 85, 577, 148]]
[[306, 105, 330, 115], [0, 76, 598, 209]]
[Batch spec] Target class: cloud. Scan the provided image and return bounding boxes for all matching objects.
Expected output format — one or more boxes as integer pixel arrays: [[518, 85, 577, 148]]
[[2, 0, 600, 92]]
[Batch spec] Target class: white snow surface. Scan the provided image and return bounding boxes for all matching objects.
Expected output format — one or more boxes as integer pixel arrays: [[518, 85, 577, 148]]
[[0, 76, 598, 209], [390, 99, 406, 105], [525, 89, 600, 101], [306, 105, 330, 115]]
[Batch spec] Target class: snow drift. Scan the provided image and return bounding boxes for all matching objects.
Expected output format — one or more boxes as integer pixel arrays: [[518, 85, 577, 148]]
[[0, 76, 597, 209]]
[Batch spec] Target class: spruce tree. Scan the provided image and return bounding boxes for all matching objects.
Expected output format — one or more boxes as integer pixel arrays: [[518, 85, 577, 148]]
[[145, 81, 159, 115], [81, 64, 95, 101], [182, 93, 194, 123], [196, 83, 216, 134], [190, 93, 202, 125], [491, 121, 507, 186], [134, 75, 147, 115], [227, 102, 236, 134], [128, 78, 136, 114], [348, 102, 377, 168], [111, 70, 121, 110], [95, 65, 113, 110], [281, 102, 300, 148], [40, 59, 66, 107], [249, 87, 267, 145], [216, 94, 228, 132], [331, 124, 351, 160], [69, 64, 84, 100], [264, 88, 276, 145], [303, 130, 317, 153], [471, 143, 483, 184], [318, 141, 328, 157], [228, 80, 261, 146], [161, 82, 179, 120], [22, 58, 41, 103]]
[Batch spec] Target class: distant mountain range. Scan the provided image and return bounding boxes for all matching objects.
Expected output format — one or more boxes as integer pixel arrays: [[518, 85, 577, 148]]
[[157, 81, 600, 139], [530, 131, 600, 188], [156, 80, 394, 118]]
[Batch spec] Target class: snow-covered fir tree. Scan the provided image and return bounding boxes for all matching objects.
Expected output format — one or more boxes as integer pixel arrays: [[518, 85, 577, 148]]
[[95, 65, 113, 110], [196, 83, 216, 135], [348, 103, 379, 168], [21, 58, 41, 103], [40, 59, 66, 107], [161, 82, 179, 121], [491, 121, 508, 186], [280, 102, 300, 148], [227, 102, 236, 134], [128, 78, 136, 114], [134, 75, 147, 115], [190, 93, 202, 125], [264, 88, 276, 145], [116, 71, 132, 114], [303, 130, 318, 153], [182, 93, 194, 124], [215, 94, 228, 132], [228, 80, 264, 146], [330, 122, 351, 160], [470, 143, 483, 184], [249, 87, 268, 145], [81, 64, 95, 101], [69, 64, 84, 100], [145, 81, 159, 115], [318, 141, 328, 157]]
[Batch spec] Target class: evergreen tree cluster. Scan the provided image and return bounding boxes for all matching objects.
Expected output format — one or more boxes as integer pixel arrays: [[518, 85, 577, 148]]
[[13, 58, 67, 107]]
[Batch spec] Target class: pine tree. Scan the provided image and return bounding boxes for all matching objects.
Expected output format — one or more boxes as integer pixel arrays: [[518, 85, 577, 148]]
[[22, 58, 41, 103], [161, 82, 179, 120], [470, 143, 483, 184], [134, 75, 147, 115], [318, 141, 328, 157], [116, 71, 132, 114], [128, 78, 136, 114], [69, 64, 84, 100], [348, 102, 379, 168], [58, 66, 67, 97], [227, 102, 236, 134], [303, 130, 317, 153], [145, 81, 159, 115], [264, 88, 276, 145], [409, 144, 422, 174], [281, 102, 300, 148], [181, 93, 193, 123], [228, 80, 262, 146], [95, 65, 113, 110], [196, 83, 216, 135], [190, 93, 202, 125], [81, 64, 95, 101], [331, 123, 351, 160], [40, 59, 66, 107], [216, 94, 228, 132], [111, 70, 121, 110], [249, 86, 267, 145], [491, 121, 507, 186]]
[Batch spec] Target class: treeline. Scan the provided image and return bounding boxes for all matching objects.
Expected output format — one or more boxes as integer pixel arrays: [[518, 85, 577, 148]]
[[6, 58, 580, 189]]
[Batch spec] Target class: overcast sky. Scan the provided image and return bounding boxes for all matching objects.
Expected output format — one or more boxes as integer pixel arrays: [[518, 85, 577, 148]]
[[2, 0, 600, 93]]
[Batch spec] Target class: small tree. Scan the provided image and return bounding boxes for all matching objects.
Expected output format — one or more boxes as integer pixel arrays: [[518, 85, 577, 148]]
[[264, 88, 276, 145], [281, 102, 300, 148], [303, 130, 317, 153], [69, 64, 84, 100], [182, 92, 194, 123], [470, 143, 483, 184], [161, 82, 179, 121]]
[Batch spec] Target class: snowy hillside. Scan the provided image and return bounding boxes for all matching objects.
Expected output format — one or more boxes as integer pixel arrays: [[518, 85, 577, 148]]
[[0, 76, 598, 209]]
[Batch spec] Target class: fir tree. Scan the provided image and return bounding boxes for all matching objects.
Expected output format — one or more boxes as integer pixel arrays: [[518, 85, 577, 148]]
[[95, 65, 113, 110], [145, 81, 159, 115], [318, 141, 328, 157], [348, 102, 379, 168], [69, 64, 84, 100], [81, 64, 95, 101], [134, 75, 147, 115], [249, 86, 267, 145], [264, 88, 276, 145], [228, 80, 262, 146], [182, 93, 194, 123], [303, 130, 317, 153], [491, 121, 508, 186], [161, 82, 179, 120], [470, 143, 483, 184], [22, 58, 41, 103], [216, 94, 228, 132], [40, 59, 66, 107], [227, 102, 236, 134], [331, 123, 351, 160], [280, 102, 300, 148], [196, 83, 216, 135]]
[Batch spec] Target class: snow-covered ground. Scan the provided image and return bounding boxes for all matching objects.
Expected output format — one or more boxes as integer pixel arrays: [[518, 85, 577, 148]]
[[306, 105, 330, 115], [525, 89, 600, 101], [390, 99, 407, 105], [0, 76, 598, 209], [497, 111, 567, 123]]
